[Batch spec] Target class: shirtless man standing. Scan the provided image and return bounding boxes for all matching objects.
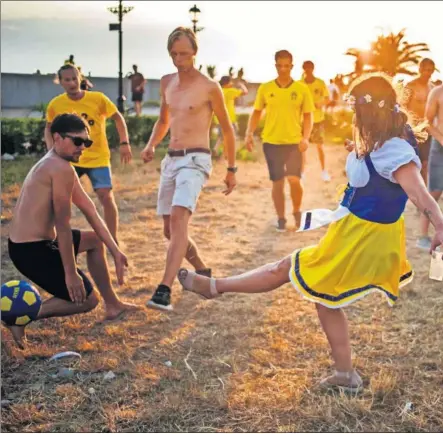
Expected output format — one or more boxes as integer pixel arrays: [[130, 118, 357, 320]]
[[417, 84, 443, 250], [7, 114, 138, 348], [405, 58, 436, 183], [141, 27, 237, 311]]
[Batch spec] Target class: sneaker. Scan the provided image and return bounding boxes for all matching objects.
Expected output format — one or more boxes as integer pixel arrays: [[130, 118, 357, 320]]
[[321, 170, 331, 182], [196, 268, 212, 278], [416, 236, 432, 251], [276, 218, 287, 232], [146, 285, 173, 311]]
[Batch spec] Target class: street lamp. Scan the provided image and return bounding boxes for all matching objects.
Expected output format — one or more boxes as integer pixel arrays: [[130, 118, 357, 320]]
[[108, 0, 134, 114], [189, 4, 204, 34]]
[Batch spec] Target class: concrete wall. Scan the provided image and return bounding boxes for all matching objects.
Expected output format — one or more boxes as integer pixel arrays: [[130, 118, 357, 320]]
[[1, 72, 259, 118], [1, 73, 161, 117]]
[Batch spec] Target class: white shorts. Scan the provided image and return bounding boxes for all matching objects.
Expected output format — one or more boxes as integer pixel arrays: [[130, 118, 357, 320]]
[[157, 153, 212, 215]]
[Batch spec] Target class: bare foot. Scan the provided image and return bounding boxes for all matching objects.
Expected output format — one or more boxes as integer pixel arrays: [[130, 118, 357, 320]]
[[6, 325, 27, 349], [178, 268, 221, 299], [104, 302, 141, 321]]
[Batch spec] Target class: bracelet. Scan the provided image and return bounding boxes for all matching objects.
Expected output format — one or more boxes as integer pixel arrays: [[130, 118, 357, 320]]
[[120, 141, 129, 146]]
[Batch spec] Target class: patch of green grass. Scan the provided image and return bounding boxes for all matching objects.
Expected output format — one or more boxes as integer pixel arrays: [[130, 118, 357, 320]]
[[1, 155, 39, 187]]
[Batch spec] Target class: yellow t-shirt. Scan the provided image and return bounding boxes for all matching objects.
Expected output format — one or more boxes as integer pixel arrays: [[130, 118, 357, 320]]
[[254, 80, 315, 145], [46, 91, 118, 168], [214, 87, 243, 124], [301, 77, 329, 123]]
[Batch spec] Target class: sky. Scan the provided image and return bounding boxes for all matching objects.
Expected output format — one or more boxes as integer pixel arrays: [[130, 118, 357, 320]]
[[1, 1, 442, 83]]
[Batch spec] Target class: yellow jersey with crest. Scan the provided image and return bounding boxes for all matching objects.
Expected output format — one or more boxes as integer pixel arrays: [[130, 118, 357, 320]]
[[254, 80, 314, 145], [214, 87, 243, 124], [46, 91, 118, 168], [301, 77, 329, 123]]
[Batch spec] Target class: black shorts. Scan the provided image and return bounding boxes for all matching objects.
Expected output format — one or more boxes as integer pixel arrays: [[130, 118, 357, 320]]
[[419, 135, 432, 162], [263, 142, 302, 181], [8, 230, 94, 302], [132, 91, 144, 102]]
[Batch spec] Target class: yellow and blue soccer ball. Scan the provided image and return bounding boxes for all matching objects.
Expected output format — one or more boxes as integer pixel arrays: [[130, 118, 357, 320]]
[[1, 280, 41, 326]]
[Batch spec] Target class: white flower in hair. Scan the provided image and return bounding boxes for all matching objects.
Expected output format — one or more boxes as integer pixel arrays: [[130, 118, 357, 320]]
[[363, 94, 372, 103], [344, 94, 356, 105], [378, 100, 385, 108]]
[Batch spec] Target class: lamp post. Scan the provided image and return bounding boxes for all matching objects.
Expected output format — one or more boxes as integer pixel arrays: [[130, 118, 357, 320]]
[[189, 4, 204, 34], [108, 0, 134, 114]]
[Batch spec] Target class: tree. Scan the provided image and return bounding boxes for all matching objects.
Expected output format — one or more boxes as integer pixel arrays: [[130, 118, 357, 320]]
[[346, 29, 430, 77], [206, 65, 217, 79]]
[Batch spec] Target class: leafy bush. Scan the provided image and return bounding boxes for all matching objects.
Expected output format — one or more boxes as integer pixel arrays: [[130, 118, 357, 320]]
[[1, 110, 352, 158], [1, 116, 169, 155], [1, 118, 46, 155]]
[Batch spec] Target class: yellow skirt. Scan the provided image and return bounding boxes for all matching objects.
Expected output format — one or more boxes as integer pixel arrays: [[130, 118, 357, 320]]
[[289, 213, 413, 308]]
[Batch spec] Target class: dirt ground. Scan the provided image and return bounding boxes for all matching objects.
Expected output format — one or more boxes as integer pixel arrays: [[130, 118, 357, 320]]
[[1, 145, 442, 432]]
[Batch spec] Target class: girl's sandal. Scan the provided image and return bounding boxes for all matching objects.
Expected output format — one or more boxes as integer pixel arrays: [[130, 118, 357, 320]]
[[320, 370, 363, 395], [178, 268, 221, 300]]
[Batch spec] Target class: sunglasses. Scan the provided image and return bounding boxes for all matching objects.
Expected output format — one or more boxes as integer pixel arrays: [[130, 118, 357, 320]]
[[61, 133, 93, 148]]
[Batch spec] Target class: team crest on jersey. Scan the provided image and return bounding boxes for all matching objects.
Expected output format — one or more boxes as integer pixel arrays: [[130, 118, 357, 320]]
[[291, 91, 297, 100], [81, 113, 95, 127]]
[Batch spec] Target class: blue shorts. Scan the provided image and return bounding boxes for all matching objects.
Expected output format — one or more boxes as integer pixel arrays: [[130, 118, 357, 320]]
[[428, 138, 443, 192], [74, 166, 112, 190]]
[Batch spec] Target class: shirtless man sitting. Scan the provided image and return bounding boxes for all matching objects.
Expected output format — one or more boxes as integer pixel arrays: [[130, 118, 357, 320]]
[[141, 27, 237, 311], [6, 113, 138, 348]]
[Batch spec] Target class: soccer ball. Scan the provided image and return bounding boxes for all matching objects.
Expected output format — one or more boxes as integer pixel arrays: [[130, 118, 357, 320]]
[[1, 280, 42, 326]]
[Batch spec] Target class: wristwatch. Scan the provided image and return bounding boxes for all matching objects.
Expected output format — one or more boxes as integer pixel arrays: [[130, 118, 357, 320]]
[[120, 141, 130, 146], [227, 166, 238, 173]]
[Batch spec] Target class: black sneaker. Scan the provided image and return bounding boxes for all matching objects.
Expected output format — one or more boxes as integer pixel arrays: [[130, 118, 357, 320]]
[[276, 218, 286, 232], [146, 285, 173, 311], [196, 268, 212, 278]]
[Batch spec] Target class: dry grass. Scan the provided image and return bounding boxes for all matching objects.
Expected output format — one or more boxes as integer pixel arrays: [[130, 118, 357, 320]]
[[1, 146, 443, 432]]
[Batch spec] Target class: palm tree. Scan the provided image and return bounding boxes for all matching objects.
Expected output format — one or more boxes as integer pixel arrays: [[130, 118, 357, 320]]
[[346, 29, 430, 77], [206, 65, 217, 79]]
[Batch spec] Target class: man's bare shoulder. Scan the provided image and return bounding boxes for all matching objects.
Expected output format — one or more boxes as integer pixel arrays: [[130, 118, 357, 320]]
[[160, 73, 177, 86], [43, 155, 75, 179], [203, 75, 222, 94], [405, 78, 420, 89], [429, 84, 443, 99]]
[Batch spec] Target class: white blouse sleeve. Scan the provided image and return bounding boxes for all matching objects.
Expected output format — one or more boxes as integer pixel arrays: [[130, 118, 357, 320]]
[[346, 151, 370, 187], [371, 137, 422, 183]]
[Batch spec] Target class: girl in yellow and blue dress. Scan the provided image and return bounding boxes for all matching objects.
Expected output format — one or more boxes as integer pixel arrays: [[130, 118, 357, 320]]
[[177, 74, 443, 393]]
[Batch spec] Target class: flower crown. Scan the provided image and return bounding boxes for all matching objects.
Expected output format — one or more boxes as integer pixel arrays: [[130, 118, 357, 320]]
[[344, 93, 400, 112]]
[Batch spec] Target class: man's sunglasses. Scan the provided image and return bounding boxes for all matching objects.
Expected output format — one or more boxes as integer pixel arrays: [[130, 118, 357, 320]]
[[61, 133, 93, 148]]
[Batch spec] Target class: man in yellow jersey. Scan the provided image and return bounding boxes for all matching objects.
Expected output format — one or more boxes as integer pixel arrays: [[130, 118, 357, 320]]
[[245, 50, 314, 232], [301, 61, 331, 182], [45, 64, 132, 244], [213, 75, 248, 157]]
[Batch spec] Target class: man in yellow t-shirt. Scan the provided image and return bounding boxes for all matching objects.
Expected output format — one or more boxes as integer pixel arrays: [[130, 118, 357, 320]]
[[302, 61, 330, 182], [45, 64, 133, 243], [245, 50, 314, 232], [213, 75, 248, 157]]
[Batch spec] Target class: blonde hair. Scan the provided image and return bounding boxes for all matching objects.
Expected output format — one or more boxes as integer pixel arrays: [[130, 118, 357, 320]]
[[167, 27, 198, 54]]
